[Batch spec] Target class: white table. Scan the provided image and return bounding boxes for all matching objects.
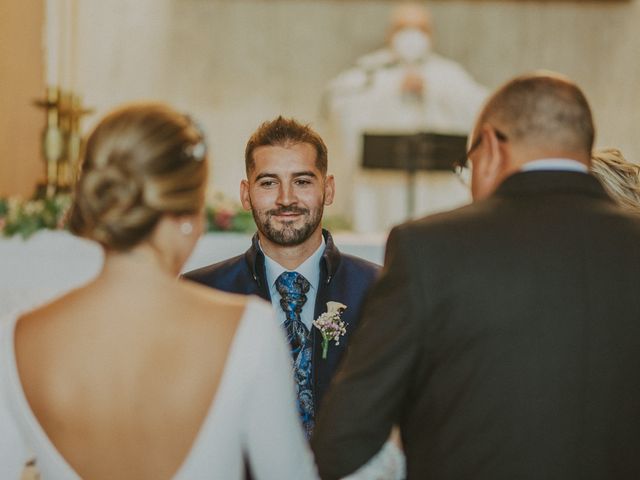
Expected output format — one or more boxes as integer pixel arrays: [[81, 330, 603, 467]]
[[0, 230, 386, 317]]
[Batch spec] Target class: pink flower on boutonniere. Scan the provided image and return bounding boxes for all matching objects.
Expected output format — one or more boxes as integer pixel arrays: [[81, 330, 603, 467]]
[[313, 301, 347, 359]]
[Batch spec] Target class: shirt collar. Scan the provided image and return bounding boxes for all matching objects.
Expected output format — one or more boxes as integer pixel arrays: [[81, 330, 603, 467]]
[[520, 158, 589, 174], [245, 229, 341, 287], [261, 236, 326, 292]]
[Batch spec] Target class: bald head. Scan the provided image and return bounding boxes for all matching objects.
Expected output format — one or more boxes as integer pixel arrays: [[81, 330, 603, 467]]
[[477, 73, 595, 158], [389, 2, 432, 36]]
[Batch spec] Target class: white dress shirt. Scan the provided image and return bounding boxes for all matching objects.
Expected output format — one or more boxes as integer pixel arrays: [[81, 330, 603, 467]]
[[520, 158, 589, 173], [262, 237, 326, 330]]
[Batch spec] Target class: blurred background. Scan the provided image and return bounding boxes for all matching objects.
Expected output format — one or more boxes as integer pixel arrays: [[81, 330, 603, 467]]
[[2, 0, 638, 216]]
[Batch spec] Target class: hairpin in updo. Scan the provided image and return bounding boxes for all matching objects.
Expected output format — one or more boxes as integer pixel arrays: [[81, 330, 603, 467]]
[[182, 115, 208, 162], [183, 140, 207, 162]]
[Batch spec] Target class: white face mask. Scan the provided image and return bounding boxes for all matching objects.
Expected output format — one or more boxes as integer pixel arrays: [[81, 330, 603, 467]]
[[391, 28, 431, 63]]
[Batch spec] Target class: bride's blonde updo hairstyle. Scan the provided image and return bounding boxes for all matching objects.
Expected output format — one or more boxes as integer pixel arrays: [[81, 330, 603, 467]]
[[68, 102, 208, 250]]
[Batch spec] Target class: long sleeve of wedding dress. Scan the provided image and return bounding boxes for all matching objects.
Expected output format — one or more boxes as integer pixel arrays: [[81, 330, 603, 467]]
[[242, 301, 319, 480], [0, 315, 35, 479]]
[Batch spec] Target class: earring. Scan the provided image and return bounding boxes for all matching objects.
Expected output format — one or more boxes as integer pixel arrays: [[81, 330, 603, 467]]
[[180, 221, 193, 236]]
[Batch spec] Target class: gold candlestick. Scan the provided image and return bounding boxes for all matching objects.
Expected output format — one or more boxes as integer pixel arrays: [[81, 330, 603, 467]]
[[34, 87, 65, 197], [64, 93, 93, 186], [33, 87, 93, 197]]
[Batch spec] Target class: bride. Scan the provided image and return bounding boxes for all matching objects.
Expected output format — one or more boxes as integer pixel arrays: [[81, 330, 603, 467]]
[[0, 103, 317, 479]]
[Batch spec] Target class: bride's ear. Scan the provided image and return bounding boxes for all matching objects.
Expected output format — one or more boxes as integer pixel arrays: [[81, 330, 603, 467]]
[[152, 212, 203, 247], [150, 213, 203, 274]]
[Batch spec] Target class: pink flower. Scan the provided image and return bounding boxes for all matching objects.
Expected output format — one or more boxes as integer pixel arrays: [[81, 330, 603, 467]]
[[313, 302, 348, 359], [215, 209, 234, 230]]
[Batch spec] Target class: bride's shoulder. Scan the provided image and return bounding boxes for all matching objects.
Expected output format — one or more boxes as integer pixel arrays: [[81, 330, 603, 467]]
[[10, 298, 68, 342], [175, 281, 268, 329], [178, 280, 247, 311], [14, 285, 91, 329], [179, 280, 272, 313], [177, 282, 277, 334]]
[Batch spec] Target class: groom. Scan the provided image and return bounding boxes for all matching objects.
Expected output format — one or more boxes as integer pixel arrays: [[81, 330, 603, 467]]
[[183, 116, 379, 438]]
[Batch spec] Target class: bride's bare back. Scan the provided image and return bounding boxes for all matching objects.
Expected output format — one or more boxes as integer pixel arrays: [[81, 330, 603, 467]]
[[15, 273, 245, 480], [9, 101, 252, 478]]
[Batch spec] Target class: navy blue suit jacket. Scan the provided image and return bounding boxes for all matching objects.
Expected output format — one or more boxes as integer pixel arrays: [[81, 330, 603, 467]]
[[183, 229, 380, 410]]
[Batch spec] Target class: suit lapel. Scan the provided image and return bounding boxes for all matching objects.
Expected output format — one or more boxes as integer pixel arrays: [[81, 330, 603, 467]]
[[245, 234, 272, 302], [244, 279, 270, 301]]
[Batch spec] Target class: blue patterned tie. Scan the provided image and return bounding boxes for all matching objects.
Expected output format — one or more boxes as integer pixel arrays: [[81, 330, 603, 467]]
[[276, 271, 314, 438]]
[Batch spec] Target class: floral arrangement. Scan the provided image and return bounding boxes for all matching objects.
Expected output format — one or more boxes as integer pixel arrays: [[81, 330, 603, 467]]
[[0, 191, 256, 239], [204, 191, 255, 233], [313, 301, 348, 359], [0, 194, 71, 239]]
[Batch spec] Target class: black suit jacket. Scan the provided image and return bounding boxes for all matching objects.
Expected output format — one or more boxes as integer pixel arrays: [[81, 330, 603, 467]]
[[183, 229, 379, 410], [313, 171, 640, 479]]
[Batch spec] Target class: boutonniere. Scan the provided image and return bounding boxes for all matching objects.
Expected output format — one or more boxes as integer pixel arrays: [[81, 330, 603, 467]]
[[313, 301, 347, 359]]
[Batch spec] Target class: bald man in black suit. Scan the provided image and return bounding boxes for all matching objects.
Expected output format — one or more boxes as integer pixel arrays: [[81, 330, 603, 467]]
[[313, 73, 640, 480]]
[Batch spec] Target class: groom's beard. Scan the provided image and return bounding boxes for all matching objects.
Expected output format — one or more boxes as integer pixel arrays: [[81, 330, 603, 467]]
[[251, 204, 324, 246]]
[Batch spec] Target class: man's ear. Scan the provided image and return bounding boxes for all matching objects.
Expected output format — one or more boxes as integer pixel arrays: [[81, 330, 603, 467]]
[[323, 174, 335, 206], [479, 124, 505, 180], [240, 179, 252, 210]]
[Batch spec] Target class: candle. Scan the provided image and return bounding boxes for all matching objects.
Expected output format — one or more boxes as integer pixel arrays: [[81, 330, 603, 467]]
[[69, 0, 78, 91], [45, 0, 60, 86], [61, 0, 73, 90]]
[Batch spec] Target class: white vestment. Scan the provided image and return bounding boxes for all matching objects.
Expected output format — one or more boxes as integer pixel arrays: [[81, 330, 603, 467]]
[[323, 49, 488, 232]]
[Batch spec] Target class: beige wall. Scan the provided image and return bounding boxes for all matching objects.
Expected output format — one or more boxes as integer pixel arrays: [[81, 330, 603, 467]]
[[69, 0, 640, 204], [5, 0, 639, 199], [431, 0, 639, 161], [0, 1, 44, 197]]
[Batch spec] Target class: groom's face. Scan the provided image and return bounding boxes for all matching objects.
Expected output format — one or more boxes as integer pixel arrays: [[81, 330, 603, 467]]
[[240, 142, 335, 247]]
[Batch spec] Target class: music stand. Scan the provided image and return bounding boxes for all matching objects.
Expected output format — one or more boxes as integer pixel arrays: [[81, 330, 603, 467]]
[[361, 132, 467, 218]]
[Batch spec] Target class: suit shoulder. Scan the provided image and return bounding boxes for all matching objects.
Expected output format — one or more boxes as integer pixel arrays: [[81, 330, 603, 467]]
[[384, 203, 493, 256], [337, 253, 380, 283], [396, 201, 488, 234], [340, 253, 379, 272]]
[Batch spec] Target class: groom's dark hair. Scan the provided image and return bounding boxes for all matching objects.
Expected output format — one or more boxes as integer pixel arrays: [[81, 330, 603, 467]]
[[244, 116, 328, 175]]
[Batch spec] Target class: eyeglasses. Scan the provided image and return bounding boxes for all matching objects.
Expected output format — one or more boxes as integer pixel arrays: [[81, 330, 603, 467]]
[[453, 128, 508, 185]]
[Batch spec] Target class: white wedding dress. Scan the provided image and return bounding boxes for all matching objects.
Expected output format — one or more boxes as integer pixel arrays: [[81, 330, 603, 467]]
[[0, 297, 318, 480]]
